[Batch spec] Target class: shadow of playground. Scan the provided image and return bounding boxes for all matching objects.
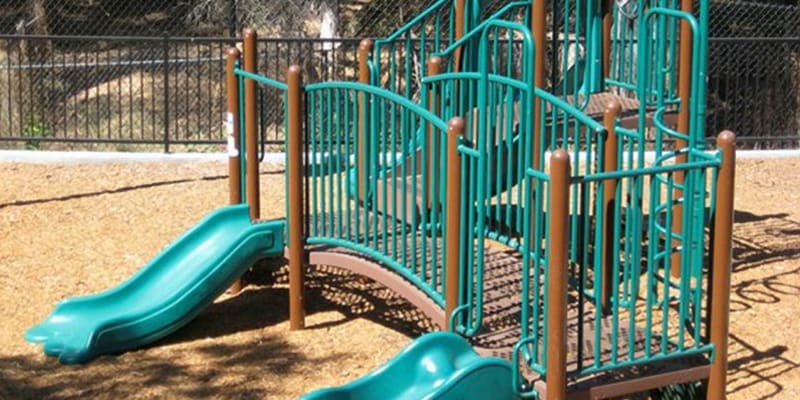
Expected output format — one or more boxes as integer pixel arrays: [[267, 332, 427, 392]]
[[0, 336, 334, 399], [0, 169, 283, 211], [5, 210, 793, 398], [0, 260, 420, 399], [725, 210, 800, 399]]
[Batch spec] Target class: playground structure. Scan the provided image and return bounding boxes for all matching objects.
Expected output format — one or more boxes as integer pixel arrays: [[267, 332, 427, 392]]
[[26, 0, 735, 399]]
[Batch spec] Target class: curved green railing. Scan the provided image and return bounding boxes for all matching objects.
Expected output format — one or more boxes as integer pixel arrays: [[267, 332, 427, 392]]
[[303, 81, 453, 307], [638, 8, 705, 152]]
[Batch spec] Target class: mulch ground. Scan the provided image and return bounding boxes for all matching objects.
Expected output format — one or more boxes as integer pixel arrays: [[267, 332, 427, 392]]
[[0, 158, 798, 399]]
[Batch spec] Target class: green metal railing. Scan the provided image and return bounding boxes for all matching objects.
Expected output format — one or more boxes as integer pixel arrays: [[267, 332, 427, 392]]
[[368, 0, 456, 100], [423, 17, 536, 335], [550, 0, 603, 106], [638, 7, 706, 150], [233, 65, 289, 212], [303, 81, 454, 307], [513, 147, 721, 390]]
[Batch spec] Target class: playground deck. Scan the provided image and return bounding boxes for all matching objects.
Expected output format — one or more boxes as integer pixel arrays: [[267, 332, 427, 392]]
[[302, 205, 711, 397]]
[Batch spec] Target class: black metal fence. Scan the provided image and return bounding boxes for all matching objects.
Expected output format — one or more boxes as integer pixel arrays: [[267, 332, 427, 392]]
[[0, 35, 361, 152], [3, 0, 800, 151], [707, 37, 800, 149]]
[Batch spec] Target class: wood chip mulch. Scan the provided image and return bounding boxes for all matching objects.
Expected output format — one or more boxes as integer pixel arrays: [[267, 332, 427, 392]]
[[0, 158, 798, 399]]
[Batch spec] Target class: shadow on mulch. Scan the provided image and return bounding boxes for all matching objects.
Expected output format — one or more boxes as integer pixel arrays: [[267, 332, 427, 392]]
[[0, 169, 284, 210], [0, 335, 324, 399], [157, 256, 431, 349], [726, 333, 798, 400], [726, 210, 800, 400], [2, 256, 424, 400]]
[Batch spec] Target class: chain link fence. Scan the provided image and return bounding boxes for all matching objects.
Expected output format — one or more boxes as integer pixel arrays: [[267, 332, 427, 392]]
[[0, 0, 799, 151], [0, 35, 360, 151], [706, 0, 800, 148]]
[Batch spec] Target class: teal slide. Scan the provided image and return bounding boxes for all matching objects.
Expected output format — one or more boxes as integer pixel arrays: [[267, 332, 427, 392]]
[[25, 204, 284, 364], [300, 332, 517, 400]]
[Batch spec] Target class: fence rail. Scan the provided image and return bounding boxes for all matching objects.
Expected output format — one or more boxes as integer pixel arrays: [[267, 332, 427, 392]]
[[0, 34, 798, 151]]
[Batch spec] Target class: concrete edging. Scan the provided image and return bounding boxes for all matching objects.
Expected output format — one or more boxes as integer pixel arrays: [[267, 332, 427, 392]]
[[1, 149, 799, 164]]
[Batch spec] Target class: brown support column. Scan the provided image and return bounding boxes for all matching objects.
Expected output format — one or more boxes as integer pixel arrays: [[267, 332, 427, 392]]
[[671, 0, 694, 277], [287, 65, 306, 331], [546, 149, 570, 400], [357, 39, 373, 202], [454, 0, 465, 73], [427, 57, 443, 209], [602, 0, 614, 79], [531, 0, 546, 170], [707, 131, 736, 400], [601, 101, 620, 312], [445, 117, 465, 330], [227, 48, 243, 206], [243, 29, 260, 221], [226, 47, 244, 294]]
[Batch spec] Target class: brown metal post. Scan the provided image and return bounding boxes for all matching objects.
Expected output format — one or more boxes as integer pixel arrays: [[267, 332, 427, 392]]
[[531, 0, 546, 170], [707, 131, 735, 400], [445, 117, 465, 330], [226, 47, 244, 294], [454, 0, 465, 73], [357, 39, 373, 202], [287, 65, 306, 331], [227, 48, 242, 206], [602, 0, 614, 79], [243, 29, 260, 221], [546, 149, 570, 400], [601, 101, 620, 312], [427, 57, 443, 209], [671, 0, 694, 277]]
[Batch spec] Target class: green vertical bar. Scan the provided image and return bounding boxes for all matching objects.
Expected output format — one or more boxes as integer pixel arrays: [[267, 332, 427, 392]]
[[335, 89, 343, 240], [309, 90, 317, 237], [344, 89, 352, 243]]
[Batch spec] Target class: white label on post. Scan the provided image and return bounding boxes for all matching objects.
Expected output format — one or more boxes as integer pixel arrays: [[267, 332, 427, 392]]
[[225, 112, 235, 135], [225, 112, 238, 157], [227, 135, 238, 157]]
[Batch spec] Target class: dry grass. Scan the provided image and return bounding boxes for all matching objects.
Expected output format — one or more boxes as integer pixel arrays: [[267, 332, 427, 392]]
[[0, 158, 798, 399]]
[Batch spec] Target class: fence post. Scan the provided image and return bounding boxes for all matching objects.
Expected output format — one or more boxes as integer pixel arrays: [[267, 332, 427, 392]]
[[601, 101, 620, 313], [708, 131, 735, 400], [226, 47, 244, 293], [243, 28, 260, 221], [445, 117, 464, 331], [287, 64, 306, 331], [358, 39, 373, 203], [163, 35, 171, 154], [227, 0, 237, 38], [546, 149, 570, 400]]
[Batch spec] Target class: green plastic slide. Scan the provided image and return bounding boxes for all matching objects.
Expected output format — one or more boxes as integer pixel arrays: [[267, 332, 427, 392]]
[[25, 204, 284, 364], [300, 332, 518, 400]]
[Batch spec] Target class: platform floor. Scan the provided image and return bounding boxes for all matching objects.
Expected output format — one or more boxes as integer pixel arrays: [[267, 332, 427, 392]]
[[302, 207, 709, 397]]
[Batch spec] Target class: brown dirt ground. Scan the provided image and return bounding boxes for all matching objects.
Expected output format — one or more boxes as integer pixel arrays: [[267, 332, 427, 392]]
[[0, 158, 798, 399]]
